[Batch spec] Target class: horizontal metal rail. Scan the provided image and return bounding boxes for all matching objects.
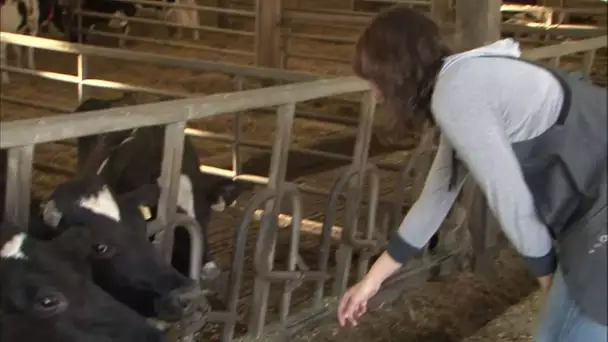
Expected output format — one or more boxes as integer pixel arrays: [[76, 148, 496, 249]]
[[75, 9, 255, 37], [522, 35, 607, 60], [0, 76, 368, 148], [0, 33, 318, 83], [78, 27, 254, 57], [283, 9, 606, 37]]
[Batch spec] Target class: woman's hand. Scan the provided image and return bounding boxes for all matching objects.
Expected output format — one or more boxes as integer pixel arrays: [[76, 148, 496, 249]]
[[337, 251, 403, 327], [337, 277, 381, 327]]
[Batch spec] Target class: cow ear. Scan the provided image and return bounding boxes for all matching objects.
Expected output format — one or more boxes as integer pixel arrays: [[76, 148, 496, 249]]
[[120, 183, 160, 208]]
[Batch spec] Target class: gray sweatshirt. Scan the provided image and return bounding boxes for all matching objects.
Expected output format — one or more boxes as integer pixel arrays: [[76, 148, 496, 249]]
[[386, 39, 562, 277]]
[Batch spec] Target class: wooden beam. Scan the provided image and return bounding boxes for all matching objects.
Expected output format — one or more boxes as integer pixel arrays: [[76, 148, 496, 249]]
[[453, 0, 502, 51], [255, 0, 281, 68], [217, 0, 231, 28], [431, 0, 453, 23]]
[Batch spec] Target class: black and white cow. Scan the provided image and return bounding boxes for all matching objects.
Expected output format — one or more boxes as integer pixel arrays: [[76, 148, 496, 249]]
[[35, 174, 209, 323], [0, 150, 206, 323], [74, 96, 247, 283], [57, 0, 137, 44], [0, 221, 164, 342]]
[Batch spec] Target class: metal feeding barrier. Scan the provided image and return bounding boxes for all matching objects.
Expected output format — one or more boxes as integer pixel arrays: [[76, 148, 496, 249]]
[[1, 31, 607, 342]]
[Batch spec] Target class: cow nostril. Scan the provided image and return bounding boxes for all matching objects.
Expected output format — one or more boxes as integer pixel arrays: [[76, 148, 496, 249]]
[[179, 299, 190, 311]]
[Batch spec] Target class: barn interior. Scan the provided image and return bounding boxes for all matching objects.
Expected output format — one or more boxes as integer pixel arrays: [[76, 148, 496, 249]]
[[1, 0, 607, 341]]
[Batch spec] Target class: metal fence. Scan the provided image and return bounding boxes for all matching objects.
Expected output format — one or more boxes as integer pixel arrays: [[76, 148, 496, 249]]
[[1, 33, 607, 341], [0, 32, 412, 218], [68, 0, 257, 58]]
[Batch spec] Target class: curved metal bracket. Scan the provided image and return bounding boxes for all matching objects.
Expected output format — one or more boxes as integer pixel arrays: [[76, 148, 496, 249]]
[[326, 163, 386, 253], [254, 183, 330, 282]]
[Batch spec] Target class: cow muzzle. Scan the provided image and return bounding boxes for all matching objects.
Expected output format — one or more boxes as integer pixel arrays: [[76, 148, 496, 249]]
[[154, 284, 211, 333]]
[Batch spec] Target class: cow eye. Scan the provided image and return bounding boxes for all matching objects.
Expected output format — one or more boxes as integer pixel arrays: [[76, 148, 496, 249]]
[[92, 244, 112, 256], [33, 292, 67, 317]]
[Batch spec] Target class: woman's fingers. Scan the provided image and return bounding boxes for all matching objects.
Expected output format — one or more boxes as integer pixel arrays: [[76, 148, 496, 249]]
[[338, 292, 353, 326]]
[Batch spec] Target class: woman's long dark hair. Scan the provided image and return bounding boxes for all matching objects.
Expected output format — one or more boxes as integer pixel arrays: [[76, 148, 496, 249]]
[[353, 5, 451, 127], [354, 6, 460, 189]]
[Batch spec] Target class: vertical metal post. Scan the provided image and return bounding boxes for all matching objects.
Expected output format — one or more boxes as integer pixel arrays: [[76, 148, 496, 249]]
[[232, 77, 244, 176], [4, 145, 34, 228], [155, 120, 187, 263], [332, 91, 376, 297], [77, 54, 89, 102], [581, 49, 597, 76], [248, 102, 296, 337]]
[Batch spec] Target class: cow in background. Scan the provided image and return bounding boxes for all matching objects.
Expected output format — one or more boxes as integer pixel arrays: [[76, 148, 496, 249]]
[[73, 94, 247, 281], [53, 0, 137, 44], [0, 0, 62, 83]]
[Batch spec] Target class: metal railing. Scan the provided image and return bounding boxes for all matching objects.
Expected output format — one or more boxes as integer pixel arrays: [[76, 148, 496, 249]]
[[1, 33, 407, 200]]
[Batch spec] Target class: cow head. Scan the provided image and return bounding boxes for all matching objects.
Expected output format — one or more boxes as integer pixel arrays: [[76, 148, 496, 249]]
[[199, 175, 248, 213], [38, 175, 206, 323], [0, 222, 163, 342]]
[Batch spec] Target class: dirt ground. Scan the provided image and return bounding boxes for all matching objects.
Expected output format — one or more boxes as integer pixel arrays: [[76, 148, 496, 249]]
[[0, 1, 605, 341], [290, 248, 539, 342]]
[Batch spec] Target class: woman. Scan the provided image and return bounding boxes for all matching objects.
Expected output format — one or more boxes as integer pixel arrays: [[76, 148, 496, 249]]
[[337, 6, 607, 342]]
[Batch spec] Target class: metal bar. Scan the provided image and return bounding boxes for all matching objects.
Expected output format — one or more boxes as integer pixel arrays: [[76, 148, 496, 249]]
[[77, 54, 89, 101], [0, 33, 319, 83], [280, 188, 302, 323], [0, 65, 192, 98], [249, 102, 296, 337], [221, 188, 275, 342], [168, 214, 204, 342], [283, 9, 605, 37], [155, 121, 187, 262], [332, 91, 376, 297], [119, 0, 257, 17], [284, 32, 358, 44], [284, 51, 352, 64], [581, 48, 597, 75], [3, 145, 34, 228], [0, 76, 369, 149], [233, 77, 245, 175], [186, 127, 402, 171], [75, 9, 256, 37], [78, 28, 253, 57], [356, 166, 381, 280], [522, 36, 607, 60]]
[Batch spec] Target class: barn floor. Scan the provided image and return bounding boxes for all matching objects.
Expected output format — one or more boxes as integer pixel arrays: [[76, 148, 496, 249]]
[[290, 248, 539, 342], [1, 0, 606, 341]]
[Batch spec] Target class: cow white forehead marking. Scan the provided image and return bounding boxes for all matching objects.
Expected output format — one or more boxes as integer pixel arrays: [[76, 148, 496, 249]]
[[1, 233, 27, 260], [78, 185, 121, 222], [177, 174, 196, 219]]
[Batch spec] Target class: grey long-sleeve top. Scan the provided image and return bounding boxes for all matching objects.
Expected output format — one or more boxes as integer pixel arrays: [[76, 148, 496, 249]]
[[386, 47, 563, 277]]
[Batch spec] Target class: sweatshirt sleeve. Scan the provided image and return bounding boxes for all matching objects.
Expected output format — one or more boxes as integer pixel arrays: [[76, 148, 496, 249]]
[[386, 134, 468, 263], [429, 81, 556, 277]]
